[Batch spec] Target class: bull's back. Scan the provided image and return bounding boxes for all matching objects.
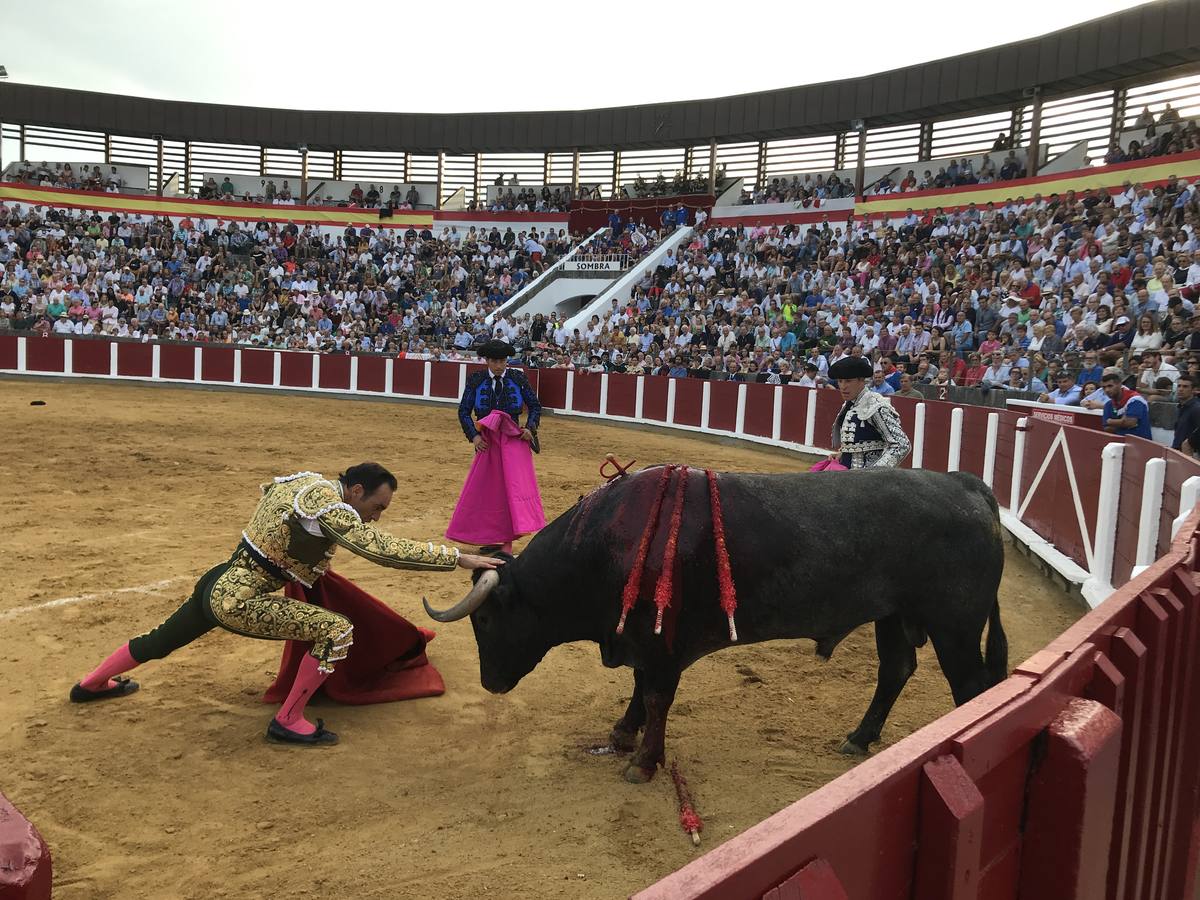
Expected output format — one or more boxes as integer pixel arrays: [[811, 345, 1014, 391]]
[[715, 468, 1004, 597]]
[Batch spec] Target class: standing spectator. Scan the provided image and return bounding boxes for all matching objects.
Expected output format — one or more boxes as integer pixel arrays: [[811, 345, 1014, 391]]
[[1172, 375, 1200, 450], [1100, 369, 1153, 438]]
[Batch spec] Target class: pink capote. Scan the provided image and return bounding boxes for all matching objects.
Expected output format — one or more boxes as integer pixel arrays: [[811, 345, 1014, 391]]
[[446, 409, 546, 545], [809, 458, 848, 472]]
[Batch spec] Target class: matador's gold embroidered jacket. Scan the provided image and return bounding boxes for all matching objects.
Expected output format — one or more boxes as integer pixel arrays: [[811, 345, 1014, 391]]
[[240, 471, 459, 587]]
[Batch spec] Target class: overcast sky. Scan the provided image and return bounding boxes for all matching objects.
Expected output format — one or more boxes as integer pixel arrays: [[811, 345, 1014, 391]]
[[2, 0, 1158, 113]]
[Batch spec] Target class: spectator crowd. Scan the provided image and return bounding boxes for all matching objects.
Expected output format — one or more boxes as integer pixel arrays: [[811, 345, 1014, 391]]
[[197, 177, 425, 209], [4, 161, 128, 193], [745, 135, 1029, 206], [0, 205, 579, 355], [4, 124, 1200, 447]]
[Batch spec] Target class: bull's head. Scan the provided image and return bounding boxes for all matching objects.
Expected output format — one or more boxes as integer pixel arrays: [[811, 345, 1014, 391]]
[[423, 557, 552, 694]]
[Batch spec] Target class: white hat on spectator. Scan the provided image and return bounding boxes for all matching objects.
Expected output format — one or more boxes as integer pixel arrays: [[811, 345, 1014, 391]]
[[1115, 315, 1131, 326]]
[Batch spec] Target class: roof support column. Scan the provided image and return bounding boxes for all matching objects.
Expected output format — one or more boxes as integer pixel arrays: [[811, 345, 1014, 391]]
[[571, 150, 579, 195], [473, 152, 482, 207], [853, 124, 867, 199], [156, 136, 164, 197], [707, 138, 717, 194], [1026, 87, 1043, 176], [436, 151, 444, 208], [918, 121, 933, 161], [1009, 105, 1025, 149], [1109, 86, 1128, 154], [300, 147, 309, 205]]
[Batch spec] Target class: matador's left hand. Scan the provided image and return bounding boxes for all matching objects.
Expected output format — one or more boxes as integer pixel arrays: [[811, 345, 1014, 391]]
[[519, 428, 534, 442]]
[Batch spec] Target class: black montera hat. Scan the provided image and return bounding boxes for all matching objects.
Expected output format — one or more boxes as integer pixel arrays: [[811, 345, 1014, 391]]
[[828, 356, 873, 381], [478, 339, 515, 360]]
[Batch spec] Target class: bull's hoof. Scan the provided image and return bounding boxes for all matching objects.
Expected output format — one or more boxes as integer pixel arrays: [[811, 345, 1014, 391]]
[[609, 727, 638, 752], [622, 763, 656, 784], [838, 738, 869, 756]]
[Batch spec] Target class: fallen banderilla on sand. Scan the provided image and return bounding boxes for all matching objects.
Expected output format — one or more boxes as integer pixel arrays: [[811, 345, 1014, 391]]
[[671, 760, 703, 847]]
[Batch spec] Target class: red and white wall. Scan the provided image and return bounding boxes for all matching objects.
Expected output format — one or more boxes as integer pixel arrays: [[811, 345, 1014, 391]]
[[4, 333, 1198, 608]]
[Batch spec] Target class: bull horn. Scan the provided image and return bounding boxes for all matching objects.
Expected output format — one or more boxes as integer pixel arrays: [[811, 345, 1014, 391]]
[[422, 570, 499, 622]]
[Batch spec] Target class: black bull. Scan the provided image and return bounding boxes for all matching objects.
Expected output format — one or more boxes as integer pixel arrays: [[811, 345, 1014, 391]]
[[425, 467, 1008, 783]]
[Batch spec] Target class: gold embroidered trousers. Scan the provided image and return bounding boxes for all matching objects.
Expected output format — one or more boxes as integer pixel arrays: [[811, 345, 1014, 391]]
[[127, 550, 353, 674]]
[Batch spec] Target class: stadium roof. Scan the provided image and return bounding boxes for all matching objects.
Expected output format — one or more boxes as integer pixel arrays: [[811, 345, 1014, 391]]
[[1, 0, 1198, 154]]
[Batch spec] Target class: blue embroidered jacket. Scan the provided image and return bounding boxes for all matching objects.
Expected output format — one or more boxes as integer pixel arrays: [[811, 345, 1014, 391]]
[[458, 368, 542, 441]]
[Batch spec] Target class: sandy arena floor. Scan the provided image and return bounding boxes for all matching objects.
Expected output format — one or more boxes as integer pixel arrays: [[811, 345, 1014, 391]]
[[0, 379, 1083, 900]]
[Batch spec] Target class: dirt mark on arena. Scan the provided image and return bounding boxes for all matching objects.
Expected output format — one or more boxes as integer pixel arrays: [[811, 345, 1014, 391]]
[[0, 380, 1082, 899]]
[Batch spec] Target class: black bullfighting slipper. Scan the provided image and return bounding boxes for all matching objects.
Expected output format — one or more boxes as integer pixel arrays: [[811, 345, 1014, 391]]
[[69, 676, 139, 703], [265, 717, 339, 747]]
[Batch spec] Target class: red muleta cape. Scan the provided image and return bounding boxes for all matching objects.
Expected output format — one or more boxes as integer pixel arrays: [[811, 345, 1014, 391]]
[[262, 570, 445, 705]]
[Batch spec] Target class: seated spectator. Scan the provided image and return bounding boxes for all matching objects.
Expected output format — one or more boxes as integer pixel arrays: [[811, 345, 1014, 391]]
[[1039, 372, 1082, 405]]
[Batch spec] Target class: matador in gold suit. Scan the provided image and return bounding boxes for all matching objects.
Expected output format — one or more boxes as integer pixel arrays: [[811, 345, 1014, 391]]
[[71, 464, 497, 746]]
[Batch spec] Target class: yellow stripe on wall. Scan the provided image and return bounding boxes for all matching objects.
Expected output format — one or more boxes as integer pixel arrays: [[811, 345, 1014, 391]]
[[854, 155, 1200, 217]]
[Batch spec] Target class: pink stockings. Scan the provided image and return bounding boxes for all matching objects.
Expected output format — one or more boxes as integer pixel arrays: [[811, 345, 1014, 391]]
[[273, 653, 330, 735], [79, 643, 138, 691]]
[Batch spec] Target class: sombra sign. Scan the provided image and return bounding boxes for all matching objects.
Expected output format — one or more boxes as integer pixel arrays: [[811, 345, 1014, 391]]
[[563, 260, 623, 272]]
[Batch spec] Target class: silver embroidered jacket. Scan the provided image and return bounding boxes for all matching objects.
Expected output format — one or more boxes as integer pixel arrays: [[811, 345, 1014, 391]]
[[832, 388, 911, 469]]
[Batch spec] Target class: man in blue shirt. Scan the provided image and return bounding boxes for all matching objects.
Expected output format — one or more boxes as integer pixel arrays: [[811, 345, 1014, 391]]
[[870, 370, 896, 395], [1101, 370, 1153, 439], [1039, 372, 1082, 405], [1075, 351, 1104, 387]]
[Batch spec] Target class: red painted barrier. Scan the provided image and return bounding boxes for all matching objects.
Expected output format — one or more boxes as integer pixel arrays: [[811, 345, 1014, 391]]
[[317, 354, 351, 391], [278, 352, 312, 388], [743, 383, 775, 440], [158, 344, 194, 380], [607, 373, 638, 419], [427, 360, 459, 399], [779, 386, 810, 444], [641, 376, 669, 423], [890, 396, 918, 470], [572, 372, 602, 414], [356, 355, 387, 393], [0, 792, 51, 900], [71, 340, 110, 375], [393, 358, 425, 396], [812, 389, 841, 450], [116, 341, 153, 378], [990, 412, 1021, 510], [1019, 420, 1109, 572], [23, 338, 63, 374], [921, 402, 953, 473], [0, 335, 16, 371], [537, 368, 568, 410], [708, 381, 739, 432], [673, 378, 704, 427], [240, 348, 274, 385], [200, 346, 234, 383]]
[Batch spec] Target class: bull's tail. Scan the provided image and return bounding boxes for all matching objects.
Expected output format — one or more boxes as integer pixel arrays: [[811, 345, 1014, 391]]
[[985, 599, 1009, 686]]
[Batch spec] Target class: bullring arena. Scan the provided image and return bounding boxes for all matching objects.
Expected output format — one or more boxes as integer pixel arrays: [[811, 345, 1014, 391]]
[[1, 381, 1079, 899], [5, 2, 1200, 897]]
